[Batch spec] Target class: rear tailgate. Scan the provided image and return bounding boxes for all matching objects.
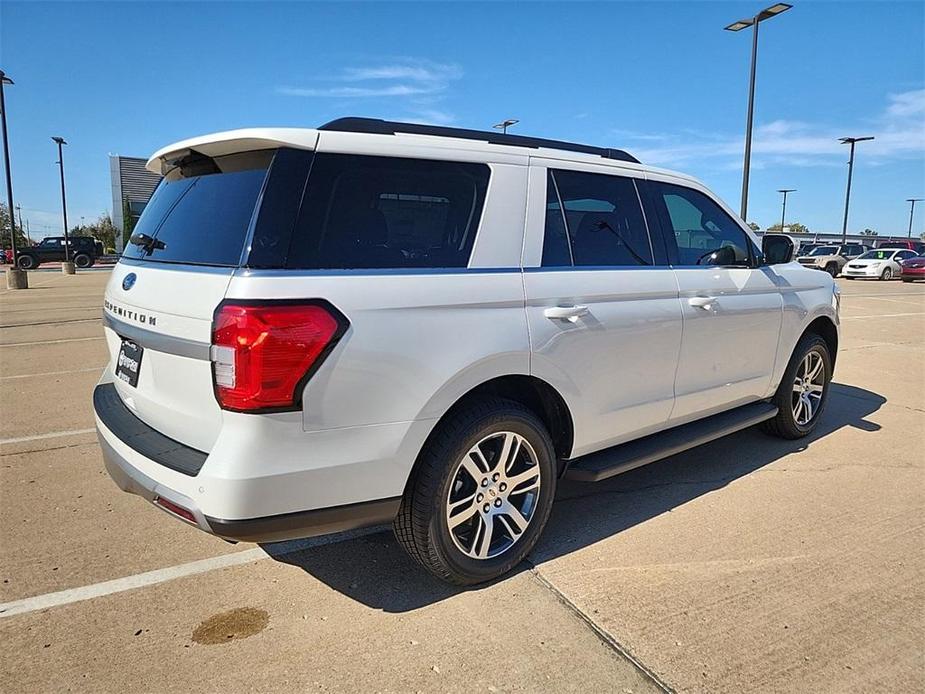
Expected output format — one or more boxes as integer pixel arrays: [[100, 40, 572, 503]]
[[103, 263, 231, 452]]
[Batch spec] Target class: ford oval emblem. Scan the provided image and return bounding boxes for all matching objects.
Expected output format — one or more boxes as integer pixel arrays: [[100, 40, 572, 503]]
[[122, 273, 137, 291]]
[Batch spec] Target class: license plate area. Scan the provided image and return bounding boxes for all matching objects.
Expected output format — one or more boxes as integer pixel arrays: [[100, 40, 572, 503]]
[[116, 339, 144, 388]]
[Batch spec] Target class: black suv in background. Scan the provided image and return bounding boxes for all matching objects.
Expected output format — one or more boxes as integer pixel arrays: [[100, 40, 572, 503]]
[[16, 236, 103, 269]]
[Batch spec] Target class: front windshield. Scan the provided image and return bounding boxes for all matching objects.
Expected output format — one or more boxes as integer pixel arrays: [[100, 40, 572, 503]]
[[857, 250, 894, 260], [808, 246, 837, 256]]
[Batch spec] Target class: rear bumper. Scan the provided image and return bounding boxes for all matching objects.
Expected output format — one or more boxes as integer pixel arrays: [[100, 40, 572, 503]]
[[95, 382, 403, 543]]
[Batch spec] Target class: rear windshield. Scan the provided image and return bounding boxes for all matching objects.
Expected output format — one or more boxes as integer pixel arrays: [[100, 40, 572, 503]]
[[122, 151, 272, 266]]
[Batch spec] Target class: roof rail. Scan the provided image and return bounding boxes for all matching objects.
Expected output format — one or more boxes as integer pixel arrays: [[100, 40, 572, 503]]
[[318, 117, 640, 164]]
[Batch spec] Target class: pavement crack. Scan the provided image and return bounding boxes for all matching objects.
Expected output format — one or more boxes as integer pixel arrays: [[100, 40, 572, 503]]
[[526, 564, 675, 693]]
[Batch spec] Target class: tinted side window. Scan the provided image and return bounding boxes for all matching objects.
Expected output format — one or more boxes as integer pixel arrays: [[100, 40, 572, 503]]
[[543, 169, 652, 267], [651, 182, 753, 266], [287, 154, 490, 269]]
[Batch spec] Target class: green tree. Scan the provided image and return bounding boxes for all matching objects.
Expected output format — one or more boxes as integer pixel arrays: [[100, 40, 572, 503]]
[[747, 222, 761, 231], [71, 213, 118, 253], [859, 228, 878, 237], [767, 222, 809, 234], [0, 203, 28, 249]]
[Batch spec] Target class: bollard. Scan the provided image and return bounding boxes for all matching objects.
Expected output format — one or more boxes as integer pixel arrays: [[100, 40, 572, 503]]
[[5, 267, 28, 289], [61, 261, 76, 275]]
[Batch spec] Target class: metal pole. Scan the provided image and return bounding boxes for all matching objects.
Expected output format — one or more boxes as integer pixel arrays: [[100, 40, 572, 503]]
[[841, 140, 856, 244], [780, 191, 788, 230], [55, 140, 70, 262], [740, 18, 759, 220], [910, 199, 918, 238], [0, 72, 17, 261]]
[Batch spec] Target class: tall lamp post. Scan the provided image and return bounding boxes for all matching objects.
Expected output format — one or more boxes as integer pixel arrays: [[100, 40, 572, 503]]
[[724, 3, 793, 220], [778, 188, 795, 231], [493, 119, 519, 134], [907, 198, 923, 238], [52, 136, 75, 274], [1, 69, 27, 288], [839, 136, 874, 244]]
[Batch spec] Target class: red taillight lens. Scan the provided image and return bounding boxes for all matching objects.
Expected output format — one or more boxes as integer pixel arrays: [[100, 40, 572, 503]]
[[211, 301, 346, 412]]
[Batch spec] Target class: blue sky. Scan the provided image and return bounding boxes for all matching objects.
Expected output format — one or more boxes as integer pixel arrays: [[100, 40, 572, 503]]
[[2, 1, 923, 237]]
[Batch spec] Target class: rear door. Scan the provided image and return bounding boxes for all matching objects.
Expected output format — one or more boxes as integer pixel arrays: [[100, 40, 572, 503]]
[[644, 176, 783, 423], [523, 161, 682, 457], [103, 148, 299, 451]]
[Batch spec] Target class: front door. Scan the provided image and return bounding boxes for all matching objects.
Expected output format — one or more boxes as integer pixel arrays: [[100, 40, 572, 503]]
[[644, 177, 783, 423]]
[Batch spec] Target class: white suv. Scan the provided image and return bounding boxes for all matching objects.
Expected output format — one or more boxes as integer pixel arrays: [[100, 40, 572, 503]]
[[95, 118, 840, 584]]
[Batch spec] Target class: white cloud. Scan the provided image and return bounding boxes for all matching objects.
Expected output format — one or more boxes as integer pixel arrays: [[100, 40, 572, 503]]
[[625, 89, 925, 169], [277, 59, 461, 99]]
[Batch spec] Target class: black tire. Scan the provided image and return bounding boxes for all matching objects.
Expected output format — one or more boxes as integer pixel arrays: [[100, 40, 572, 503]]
[[16, 254, 37, 270], [825, 263, 839, 278], [844, 276, 855, 280], [73, 253, 92, 268], [393, 397, 557, 585], [762, 333, 833, 440], [902, 278, 912, 283], [880, 267, 893, 281]]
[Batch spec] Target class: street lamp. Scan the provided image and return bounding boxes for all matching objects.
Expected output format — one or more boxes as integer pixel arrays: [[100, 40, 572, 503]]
[[493, 119, 519, 134], [725, 3, 793, 220], [907, 198, 924, 238], [52, 136, 74, 271], [0, 69, 27, 288], [839, 136, 875, 244], [777, 188, 796, 231]]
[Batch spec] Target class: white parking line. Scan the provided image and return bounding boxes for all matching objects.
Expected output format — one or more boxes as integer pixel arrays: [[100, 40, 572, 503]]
[[0, 428, 97, 445], [842, 312, 925, 320], [0, 366, 106, 380], [0, 336, 105, 347], [0, 527, 385, 618]]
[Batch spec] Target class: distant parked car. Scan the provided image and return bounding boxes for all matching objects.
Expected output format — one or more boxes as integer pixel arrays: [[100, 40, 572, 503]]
[[797, 243, 869, 277], [900, 254, 925, 282], [842, 248, 918, 280], [16, 236, 102, 269], [878, 240, 925, 254]]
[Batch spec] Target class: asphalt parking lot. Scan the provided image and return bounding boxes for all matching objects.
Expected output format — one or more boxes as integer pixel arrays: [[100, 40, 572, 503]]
[[1, 270, 922, 693]]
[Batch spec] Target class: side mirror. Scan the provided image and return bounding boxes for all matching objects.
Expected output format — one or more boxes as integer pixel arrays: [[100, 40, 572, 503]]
[[762, 234, 797, 265]]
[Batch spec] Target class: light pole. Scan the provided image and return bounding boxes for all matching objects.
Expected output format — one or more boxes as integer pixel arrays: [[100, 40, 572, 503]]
[[0, 70, 27, 288], [778, 188, 795, 231], [52, 136, 75, 273], [493, 119, 519, 134], [908, 198, 923, 238], [725, 3, 793, 220], [839, 136, 874, 244]]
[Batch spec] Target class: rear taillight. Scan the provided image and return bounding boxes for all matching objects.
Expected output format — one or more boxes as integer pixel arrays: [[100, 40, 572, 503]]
[[211, 301, 347, 412]]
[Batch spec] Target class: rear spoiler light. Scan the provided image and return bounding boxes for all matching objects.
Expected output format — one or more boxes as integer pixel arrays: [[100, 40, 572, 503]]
[[210, 300, 348, 413]]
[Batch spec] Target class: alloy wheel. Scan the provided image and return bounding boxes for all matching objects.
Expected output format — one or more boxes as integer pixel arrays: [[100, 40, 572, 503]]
[[882, 267, 892, 280], [792, 351, 825, 426], [444, 431, 541, 560]]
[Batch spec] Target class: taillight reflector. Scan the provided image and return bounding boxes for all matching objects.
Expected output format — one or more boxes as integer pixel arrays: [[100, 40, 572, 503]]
[[155, 497, 197, 524], [211, 301, 346, 412]]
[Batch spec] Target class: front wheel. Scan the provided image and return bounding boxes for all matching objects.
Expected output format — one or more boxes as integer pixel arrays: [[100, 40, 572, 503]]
[[825, 263, 839, 278], [394, 398, 557, 585], [762, 333, 833, 440], [880, 267, 893, 281]]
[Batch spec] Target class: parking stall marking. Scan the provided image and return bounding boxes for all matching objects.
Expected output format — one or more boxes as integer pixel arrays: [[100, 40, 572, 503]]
[[0, 428, 97, 445], [0, 336, 105, 348], [0, 527, 385, 619], [0, 366, 106, 381]]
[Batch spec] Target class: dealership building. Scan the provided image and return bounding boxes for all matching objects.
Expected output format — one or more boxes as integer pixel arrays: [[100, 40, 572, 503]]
[[109, 155, 161, 251]]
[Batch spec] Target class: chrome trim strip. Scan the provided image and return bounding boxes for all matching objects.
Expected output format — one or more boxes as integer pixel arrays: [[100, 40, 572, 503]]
[[102, 312, 211, 361]]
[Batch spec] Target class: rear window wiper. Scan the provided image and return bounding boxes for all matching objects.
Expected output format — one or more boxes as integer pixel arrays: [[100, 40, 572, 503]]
[[129, 233, 167, 255]]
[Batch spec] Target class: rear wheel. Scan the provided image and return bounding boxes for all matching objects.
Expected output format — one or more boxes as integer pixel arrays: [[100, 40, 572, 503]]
[[825, 263, 839, 277], [16, 254, 37, 270], [880, 267, 893, 281], [762, 333, 832, 440], [73, 253, 92, 268], [902, 278, 913, 283], [393, 398, 557, 585]]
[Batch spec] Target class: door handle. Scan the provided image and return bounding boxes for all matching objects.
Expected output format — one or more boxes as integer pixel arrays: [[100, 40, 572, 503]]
[[688, 296, 716, 310], [544, 305, 589, 322]]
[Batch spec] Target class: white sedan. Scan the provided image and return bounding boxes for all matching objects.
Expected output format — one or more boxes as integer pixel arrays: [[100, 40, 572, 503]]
[[842, 248, 919, 280]]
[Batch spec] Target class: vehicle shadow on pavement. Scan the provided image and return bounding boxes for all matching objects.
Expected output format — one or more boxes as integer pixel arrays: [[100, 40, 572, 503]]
[[270, 383, 884, 612]]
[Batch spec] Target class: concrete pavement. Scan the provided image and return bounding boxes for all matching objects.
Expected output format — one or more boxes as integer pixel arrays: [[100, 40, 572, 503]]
[[0, 269, 922, 693]]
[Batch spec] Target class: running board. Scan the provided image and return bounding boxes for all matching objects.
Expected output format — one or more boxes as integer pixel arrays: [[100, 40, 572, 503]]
[[564, 402, 778, 483]]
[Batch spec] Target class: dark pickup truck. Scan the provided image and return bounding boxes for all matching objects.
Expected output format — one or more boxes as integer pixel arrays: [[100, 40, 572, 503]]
[[16, 236, 104, 269]]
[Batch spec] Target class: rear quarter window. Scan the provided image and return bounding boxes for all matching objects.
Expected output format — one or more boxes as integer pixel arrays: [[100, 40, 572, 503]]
[[285, 154, 490, 270]]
